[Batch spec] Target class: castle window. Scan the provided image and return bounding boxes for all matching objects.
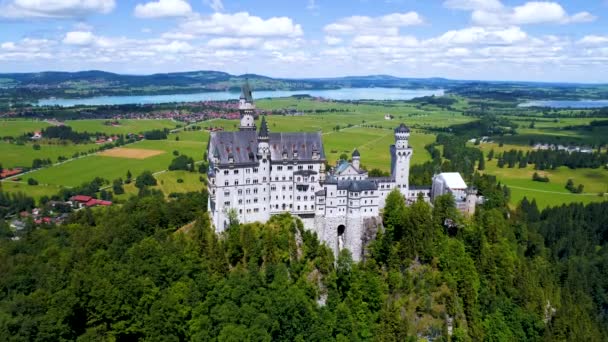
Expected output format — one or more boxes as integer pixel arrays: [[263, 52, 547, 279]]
[[308, 165, 313, 170], [289, 176, 293, 181], [239, 209, 242, 214], [253, 188, 258, 194], [254, 198, 258, 203], [254, 208, 259, 213], [289, 186, 293, 190], [245, 169, 251, 174], [278, 166, 283, 171], [282, 186, 286, 191], [238, 189, 242, 195], [254, 168, 258, 173], [234, 170, 239, 174], [298, 165, 304, 170], [235, 180, 239, 185], [224, 170, 229, 175], [253, 179, 258, 184], [224, 191, 230, 196], [224, 181, 229, 186], [287, 166, 293, 170], [297, 177, 301, 182], [297, 206, 300, 210], [238, 199, 243, 204], [297, 196, 301, 200], [271, 185, 276, 191], [311, 177, 314, 181], [282, 176, 286, 181], [304, 196, 307, 200], [263, 177, 267, 182], [246, 179, 251, 184], [224, 201, 230, 206], [246, 189, 250, 195]]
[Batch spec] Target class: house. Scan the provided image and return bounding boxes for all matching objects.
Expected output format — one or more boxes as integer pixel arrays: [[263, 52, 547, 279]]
[[31, 131, 42, 140]]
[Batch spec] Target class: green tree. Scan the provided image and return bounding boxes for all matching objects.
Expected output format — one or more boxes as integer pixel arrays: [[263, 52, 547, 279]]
[[135, 170, 157, 189]]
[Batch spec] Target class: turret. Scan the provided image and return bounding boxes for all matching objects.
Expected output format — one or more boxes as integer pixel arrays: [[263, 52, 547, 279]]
[[257, 116, 270, 158], [392, 123, 413, 194], [394, 123, 410, 148], [352, 148, 361, 170], [239, 80, 256, 131], [465, 187, 477, 216]]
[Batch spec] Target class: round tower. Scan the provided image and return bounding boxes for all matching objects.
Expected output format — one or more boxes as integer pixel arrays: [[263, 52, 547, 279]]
[[257, 116, 270, 159], [393, 123, 413, 194], [352, 148, 361, 170], [239, 80, 256, 131]]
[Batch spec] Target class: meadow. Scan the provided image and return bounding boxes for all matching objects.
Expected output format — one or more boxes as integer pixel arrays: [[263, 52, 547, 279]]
[[1, 97, 606, 208], [0, 119, 50, 137]]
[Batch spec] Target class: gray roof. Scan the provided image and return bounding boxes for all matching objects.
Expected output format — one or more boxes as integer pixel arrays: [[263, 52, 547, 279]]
[[395, 123, 410, 133], [240, 80, 253, 102], [259, 115, 269, 138], [337, 179, 378, 192], [352, 149, 360, 157], [268, 132, 325, 162], [209, 130, 326, 166], [208, 130, 259, 166]]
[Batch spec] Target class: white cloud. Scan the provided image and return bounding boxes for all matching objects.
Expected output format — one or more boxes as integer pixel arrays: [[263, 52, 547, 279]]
[[0, 0, 115, 18], [204, 0, 223, 12], [324, 36, 342, 45], [178, 12, 303, 37], [63, 31, 96, 45], [208, 37, 261, 49], [578, 35, 608, 45], [152, 40, 193, 53], [324, 12, 423, 36], [444, 0, 503, 11], [352, 35, 418, 48], [161, 32, 196, 40], [446, 0, 596, 26], [134, 0, 192, 18], [431, 26, 528, 46]]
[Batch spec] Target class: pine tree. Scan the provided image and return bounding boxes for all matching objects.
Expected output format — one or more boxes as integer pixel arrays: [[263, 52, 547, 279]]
[[478, 154, 486, 170]]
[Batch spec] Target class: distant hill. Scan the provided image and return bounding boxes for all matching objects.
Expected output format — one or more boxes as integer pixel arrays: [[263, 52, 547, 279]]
[[1, 70, 607, 101]]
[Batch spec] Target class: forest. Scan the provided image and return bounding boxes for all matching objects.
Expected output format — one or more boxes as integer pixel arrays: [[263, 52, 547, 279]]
[[1, 175, 606, 341]]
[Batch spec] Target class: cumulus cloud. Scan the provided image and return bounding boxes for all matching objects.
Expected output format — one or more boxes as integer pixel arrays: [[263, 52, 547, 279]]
[[578, 35, 608, 45], [444, 0, 503, 11], [207, 37, 261, 49], [177, 12, 303, 37], [431, 26, 528, 45], [324, 36, 342, 45], [445, 0, 595, 26], [203, 0, 223, 12], [0, 0, 115, 18], [324, 12, 423, 36], [63, 31, 96, 45], [134, 0, 192, 18]]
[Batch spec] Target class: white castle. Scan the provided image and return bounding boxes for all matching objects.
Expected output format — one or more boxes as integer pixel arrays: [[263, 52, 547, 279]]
[[207, 82, 476, 260]]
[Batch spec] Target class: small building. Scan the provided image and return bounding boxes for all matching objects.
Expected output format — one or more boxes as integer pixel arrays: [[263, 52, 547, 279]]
[[432, 172, 477, 216], [31, 131, 42, 140]]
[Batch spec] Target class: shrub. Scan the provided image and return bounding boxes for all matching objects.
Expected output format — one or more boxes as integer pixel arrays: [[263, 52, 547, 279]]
[[27, 178, 39, 185]]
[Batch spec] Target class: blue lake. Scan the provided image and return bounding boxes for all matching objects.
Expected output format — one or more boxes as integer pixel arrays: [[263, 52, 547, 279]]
[[519, 100, 608, 108], [36, 87, 444, 107]]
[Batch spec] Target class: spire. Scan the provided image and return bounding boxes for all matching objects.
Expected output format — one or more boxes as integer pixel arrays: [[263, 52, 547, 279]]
[[352, 148, 360, 157], [240, 79, 253, 102], [259, 115, 269, 139]]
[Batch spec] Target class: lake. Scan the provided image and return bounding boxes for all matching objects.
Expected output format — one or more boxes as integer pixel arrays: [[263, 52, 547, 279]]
[[519, 100, 608, 108], [36, 87, 444, 107]]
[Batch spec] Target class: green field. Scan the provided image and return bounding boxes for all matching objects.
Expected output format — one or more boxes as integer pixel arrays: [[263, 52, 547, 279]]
[[0, 119, 50, 137], [1, 97, 607, 208], [0, 141, 97, 168], [65, 119, 179, 135]]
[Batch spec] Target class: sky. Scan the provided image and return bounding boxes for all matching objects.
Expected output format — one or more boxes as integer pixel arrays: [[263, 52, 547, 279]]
[[0, 0, 607, 82]]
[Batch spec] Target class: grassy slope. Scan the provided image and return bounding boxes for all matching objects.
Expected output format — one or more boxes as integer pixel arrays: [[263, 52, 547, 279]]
[[0, 120, 50, 137]]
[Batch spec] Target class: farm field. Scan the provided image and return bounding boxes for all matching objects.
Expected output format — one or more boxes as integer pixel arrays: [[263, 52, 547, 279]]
[[0, 119, 50, 137], [0, 141, 99, 168], [484, 160, 608, 208], [65, 119, 179, 135], [20, 139, 204, 188], [0, 181, 62, 201]]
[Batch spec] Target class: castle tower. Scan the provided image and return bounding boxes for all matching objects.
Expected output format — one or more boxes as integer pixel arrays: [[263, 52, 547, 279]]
[[257, 115, 270, 159], [465, 187, 477, 216], [352, 149, 361, 170], [392, 123, 413, 195], [239, 80, 256, 131]]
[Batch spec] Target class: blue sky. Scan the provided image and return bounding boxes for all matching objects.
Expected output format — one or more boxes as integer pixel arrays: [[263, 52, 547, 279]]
[[0, 0, 607, 82]]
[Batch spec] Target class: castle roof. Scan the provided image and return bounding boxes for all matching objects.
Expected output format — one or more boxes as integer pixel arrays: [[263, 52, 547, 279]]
[[240, 80, 253, 102], [208, 130, 325, 166], [259, 115, 269, 138], [395, 123, 410, 133], [337, 179, 378, 192], [352, 149, 360, 157], [436, 172, 467, 189]]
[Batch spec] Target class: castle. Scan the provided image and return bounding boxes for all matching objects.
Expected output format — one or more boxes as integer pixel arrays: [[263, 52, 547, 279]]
[[207, 82, 476, 261]]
